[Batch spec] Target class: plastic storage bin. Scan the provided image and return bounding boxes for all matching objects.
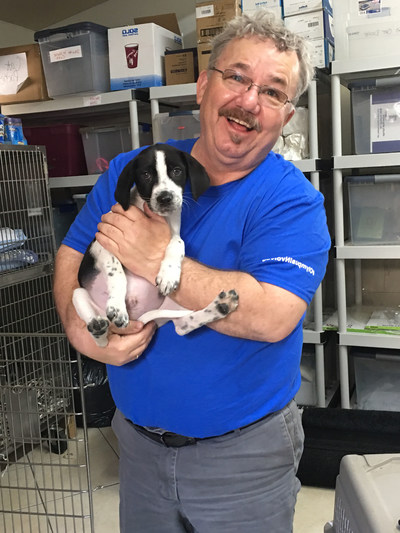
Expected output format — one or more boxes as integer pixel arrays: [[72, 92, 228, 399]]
[[153, 111, 200, 143], [34, 22, 109, 98], [346, 175, 400, 245], [353, 351, 400, 411], [80, 126, 132, 174], [331, 454, 400, 533], [351, 80, 400, 155], [24, 124, 87, 177]]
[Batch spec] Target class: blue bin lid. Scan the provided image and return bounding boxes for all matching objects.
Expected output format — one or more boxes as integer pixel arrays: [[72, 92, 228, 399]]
[[34, 22, 108, 41]]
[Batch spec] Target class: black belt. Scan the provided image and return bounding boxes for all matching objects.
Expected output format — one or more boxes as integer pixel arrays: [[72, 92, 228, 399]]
[[127, 411, 273, 448]]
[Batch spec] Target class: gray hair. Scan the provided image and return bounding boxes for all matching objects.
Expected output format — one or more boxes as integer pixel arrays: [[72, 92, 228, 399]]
[[208, 10, 314, 104]]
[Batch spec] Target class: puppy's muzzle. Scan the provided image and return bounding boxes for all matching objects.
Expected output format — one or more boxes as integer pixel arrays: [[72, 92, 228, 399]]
[[154, 191, 181, 214]]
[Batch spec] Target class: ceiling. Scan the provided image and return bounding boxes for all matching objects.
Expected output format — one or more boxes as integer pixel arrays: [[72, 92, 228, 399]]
[[2, 0, 108, 30]]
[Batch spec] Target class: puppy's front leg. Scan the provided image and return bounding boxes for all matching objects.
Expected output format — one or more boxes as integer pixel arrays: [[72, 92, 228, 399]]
[[156, 211, 185, 296], [91, 241, 130, 329]]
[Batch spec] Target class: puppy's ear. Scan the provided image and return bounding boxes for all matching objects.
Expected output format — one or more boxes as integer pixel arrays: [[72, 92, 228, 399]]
[[182, 152, 210, 201], [114, 159, 137, 210]]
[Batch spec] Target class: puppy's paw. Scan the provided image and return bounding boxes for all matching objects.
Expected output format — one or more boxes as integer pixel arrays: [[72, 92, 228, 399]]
[[88, 317, 109, 347], [106, 306, 129, 328], [214, 290, 239, 316], [155, 264, 181, 296]]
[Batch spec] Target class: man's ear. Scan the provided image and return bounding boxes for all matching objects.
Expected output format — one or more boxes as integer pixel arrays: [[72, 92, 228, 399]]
[[196, 69, 209, 105], [283, 107, 295, 128]]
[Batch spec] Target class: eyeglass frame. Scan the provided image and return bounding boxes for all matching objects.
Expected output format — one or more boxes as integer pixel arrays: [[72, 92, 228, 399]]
[[209, 67, 293, 109]]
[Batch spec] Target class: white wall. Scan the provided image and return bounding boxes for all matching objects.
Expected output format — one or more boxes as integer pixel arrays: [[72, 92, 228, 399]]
[[0, 1, 197, 49], [48, 0, 198, 48], [0, 21, 34, 48]]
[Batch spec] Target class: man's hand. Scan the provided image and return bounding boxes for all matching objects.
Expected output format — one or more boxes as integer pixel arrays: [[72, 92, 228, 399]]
[[95, 203, 171, 284]]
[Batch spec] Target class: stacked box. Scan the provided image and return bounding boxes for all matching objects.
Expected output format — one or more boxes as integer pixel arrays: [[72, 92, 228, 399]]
[[108, 23, 182, 89], [241, 0, 282, 19], [334, 0, 400, 62], [196, 0, 242, 70]]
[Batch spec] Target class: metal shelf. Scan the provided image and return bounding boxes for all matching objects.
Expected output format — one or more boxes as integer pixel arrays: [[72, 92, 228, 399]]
[[336, 245, 400, 260], [339, 332, 400, 350], [331, 56, 400, 79], [48, 175, 100, 189], [334, 153, 400, 170], [1, 89, 148, 116]]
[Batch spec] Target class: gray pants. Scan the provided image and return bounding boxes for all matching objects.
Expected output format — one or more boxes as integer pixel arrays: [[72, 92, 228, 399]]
[[112, 400, 304, 533]]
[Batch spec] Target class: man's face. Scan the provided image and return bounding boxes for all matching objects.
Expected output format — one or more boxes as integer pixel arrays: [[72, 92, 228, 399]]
[[196, 36, 300, 173]]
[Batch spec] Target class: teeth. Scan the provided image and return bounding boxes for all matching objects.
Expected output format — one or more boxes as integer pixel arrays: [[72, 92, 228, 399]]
[[229, 116, 252, 129]]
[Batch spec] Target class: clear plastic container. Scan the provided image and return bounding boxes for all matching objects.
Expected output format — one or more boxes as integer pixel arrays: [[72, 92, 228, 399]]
[[346, 175, 400, 244], [153, 111, 200, 143], [34, 22, 109, 97], [80, 125, 132, 174], [354, 352, 400, 411]]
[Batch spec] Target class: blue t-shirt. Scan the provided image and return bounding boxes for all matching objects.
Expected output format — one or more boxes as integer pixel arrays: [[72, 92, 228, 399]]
[[63, 138, 331, 437]]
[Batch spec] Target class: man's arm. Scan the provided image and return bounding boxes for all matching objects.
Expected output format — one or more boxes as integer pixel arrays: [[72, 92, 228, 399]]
[[53, 244, 156, 365], [95, 204, 307, 343]]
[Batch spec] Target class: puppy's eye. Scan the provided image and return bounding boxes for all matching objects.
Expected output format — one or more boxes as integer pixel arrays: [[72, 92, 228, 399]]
[[142, 171, 152, 182], [172, 167, 183, 177]]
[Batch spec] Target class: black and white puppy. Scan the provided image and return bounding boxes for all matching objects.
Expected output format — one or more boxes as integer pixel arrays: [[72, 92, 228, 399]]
[[73, 144, 239, 347]]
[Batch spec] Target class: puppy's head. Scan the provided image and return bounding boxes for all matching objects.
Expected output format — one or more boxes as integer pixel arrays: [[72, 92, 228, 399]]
[[114, 144, 210, 215]]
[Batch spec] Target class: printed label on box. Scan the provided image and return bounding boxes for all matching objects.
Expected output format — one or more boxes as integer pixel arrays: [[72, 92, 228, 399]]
[[358, 0, 381, 15], [49, 46, 83, 63], [196, 5, 215, 18], [370, 91, 400, 152]]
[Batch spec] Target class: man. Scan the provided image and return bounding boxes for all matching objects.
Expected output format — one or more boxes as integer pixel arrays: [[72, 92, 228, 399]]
[[54, 10, 331, 532]]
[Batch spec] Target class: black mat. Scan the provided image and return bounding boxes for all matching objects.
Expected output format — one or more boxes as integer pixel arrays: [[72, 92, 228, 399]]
[[298, 407, 400, 488]]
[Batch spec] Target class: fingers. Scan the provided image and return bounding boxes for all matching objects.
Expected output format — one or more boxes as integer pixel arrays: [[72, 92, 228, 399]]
[[106, 321, 157, 366]]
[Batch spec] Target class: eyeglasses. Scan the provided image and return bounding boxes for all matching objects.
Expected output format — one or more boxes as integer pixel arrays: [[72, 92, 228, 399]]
[[210, 67, 292, 109]]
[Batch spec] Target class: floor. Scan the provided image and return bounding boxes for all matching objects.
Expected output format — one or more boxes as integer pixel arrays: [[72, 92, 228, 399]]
[[1, 426, 335, 532]]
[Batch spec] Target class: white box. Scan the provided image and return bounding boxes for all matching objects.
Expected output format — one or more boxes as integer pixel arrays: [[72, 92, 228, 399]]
[[334, 0, 400, 62], [284, 9, 334, 44], [282, 0, 332, 17], [332, 454, 400, 533], [309, 38, 334, 69], [242, 0, 282, 18], [108, 23, 182, 90]]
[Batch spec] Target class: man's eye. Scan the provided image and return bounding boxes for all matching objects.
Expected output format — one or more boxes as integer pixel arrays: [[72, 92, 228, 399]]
[[263, 87, 280, 100], [229, 73, 246, 84]]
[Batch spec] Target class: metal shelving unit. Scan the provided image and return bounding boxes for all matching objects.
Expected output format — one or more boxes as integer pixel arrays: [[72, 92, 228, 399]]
[[331, 58, 400, 408], [1, 89, 150, 189]]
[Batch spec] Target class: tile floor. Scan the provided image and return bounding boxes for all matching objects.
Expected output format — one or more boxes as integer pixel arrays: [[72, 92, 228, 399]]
[[1, 426, 335, 532]]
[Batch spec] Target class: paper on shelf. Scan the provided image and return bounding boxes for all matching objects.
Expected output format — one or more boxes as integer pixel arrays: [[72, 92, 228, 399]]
[[0, 53, 28, 95]]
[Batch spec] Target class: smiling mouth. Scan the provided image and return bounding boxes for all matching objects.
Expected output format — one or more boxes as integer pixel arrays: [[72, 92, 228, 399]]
[[219, 108, 261, 133]]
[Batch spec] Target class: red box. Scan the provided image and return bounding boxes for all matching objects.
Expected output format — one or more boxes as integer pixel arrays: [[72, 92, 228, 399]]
[[24, 124, 87, 177]]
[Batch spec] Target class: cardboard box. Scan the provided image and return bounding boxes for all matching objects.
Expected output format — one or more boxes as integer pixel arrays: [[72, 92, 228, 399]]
[[0, 43, 49, 105], [196, 1, 242, 44], [134, 13, 181, 35], [197, 42, 213, 72], [242, 0, 283, 18], [165, 48, 198, 85], [284, 9, 334, 45], [282, 0, 332, 17], [108, 23, 183, 90]]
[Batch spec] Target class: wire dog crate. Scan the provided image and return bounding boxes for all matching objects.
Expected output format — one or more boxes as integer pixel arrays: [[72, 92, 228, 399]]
[[0, 145, 93, 532]]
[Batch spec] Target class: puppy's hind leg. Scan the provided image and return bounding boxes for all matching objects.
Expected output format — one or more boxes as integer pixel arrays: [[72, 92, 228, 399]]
[[73, 287, 109, 347], [173, 290, 239, 335]]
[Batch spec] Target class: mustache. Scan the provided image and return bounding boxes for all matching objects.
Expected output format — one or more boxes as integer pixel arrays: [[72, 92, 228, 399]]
[[218, 107, 262, 133]]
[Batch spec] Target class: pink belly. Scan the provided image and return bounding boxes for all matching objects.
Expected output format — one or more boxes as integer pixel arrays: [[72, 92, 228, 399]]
[[86, 271, 165, 320]]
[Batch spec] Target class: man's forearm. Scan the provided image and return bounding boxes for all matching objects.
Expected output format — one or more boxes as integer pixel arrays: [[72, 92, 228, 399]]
[[172, 257, 307, 342]]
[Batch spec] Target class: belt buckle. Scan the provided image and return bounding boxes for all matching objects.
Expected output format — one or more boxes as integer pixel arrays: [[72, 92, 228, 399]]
[[161, 432, 196, 447]]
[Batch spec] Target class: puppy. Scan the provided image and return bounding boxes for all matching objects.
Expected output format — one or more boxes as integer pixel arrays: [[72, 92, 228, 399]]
[[73, 144, 239, 347]]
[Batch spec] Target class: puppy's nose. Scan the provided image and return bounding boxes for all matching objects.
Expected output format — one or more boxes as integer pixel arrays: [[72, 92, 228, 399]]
[[157, 191, 174, 206]]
